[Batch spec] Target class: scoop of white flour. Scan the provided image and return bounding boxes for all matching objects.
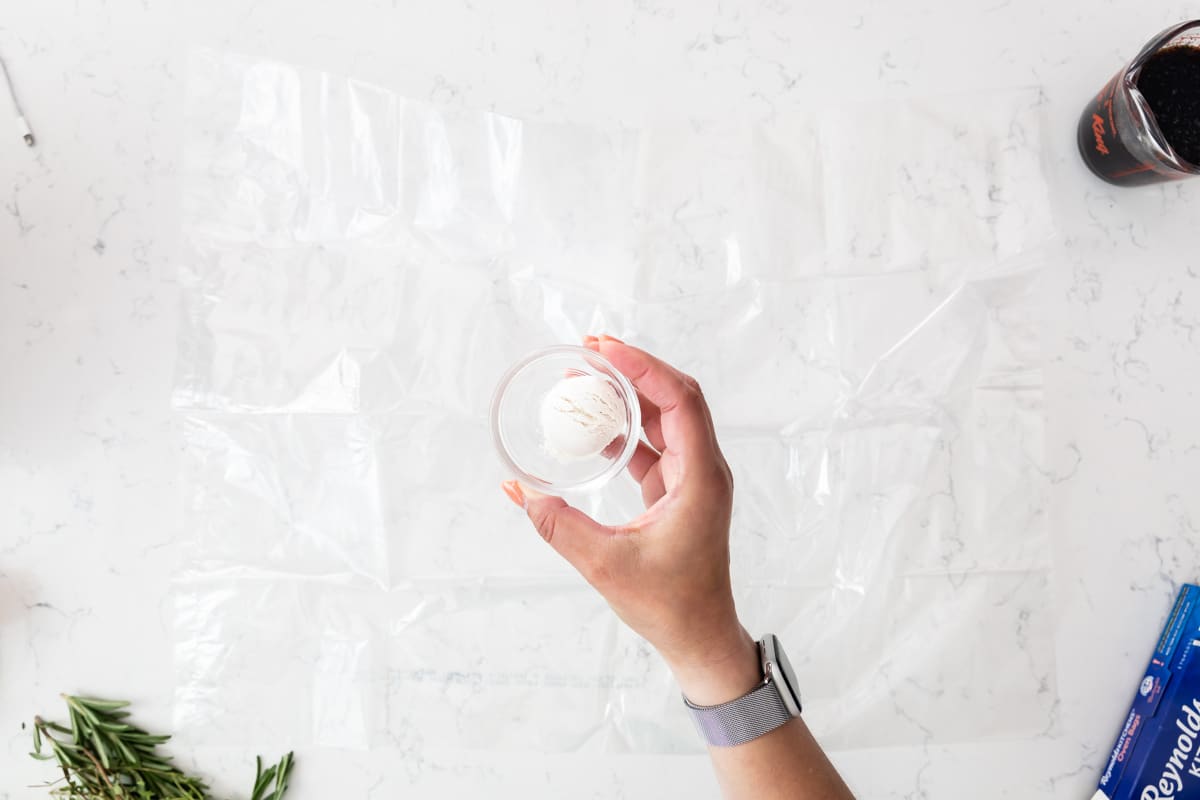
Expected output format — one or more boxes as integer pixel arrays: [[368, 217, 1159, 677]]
[[539, 375, 626, 461]]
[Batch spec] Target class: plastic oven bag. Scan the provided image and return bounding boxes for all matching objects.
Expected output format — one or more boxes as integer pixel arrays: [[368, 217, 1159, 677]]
[[173, 48, 1057, 753]]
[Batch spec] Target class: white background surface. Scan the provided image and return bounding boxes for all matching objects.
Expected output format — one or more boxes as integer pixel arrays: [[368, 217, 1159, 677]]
[[3, 1, 1200, 798]]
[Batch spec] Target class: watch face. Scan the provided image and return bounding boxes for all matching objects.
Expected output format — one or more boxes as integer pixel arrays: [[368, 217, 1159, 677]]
[[764, 634, 802, 717]]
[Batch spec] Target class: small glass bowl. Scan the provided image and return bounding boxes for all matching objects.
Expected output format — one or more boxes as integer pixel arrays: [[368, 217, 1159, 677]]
[[491, 345, 641, 493]]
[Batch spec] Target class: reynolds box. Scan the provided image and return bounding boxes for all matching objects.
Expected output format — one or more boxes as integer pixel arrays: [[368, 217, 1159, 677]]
[[1095, 584, 1200, 800]]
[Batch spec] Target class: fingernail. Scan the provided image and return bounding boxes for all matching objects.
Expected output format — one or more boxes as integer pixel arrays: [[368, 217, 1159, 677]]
[[599, 334, 625, 344], [501, 480, 526, 509]]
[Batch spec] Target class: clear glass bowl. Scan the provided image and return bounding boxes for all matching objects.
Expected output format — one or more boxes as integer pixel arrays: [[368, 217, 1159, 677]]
[[491, 345, 641, 493]]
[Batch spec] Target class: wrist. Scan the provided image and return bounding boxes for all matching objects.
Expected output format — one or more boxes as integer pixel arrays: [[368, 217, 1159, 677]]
[[665, 627, 761, 706]]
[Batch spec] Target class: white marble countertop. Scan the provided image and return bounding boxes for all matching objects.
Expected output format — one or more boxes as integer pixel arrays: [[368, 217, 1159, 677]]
[[4, 1, 1200, 798]]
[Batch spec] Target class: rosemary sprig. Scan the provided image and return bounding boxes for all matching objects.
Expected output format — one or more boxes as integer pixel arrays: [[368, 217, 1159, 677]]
[[30, 694, 294, 800]]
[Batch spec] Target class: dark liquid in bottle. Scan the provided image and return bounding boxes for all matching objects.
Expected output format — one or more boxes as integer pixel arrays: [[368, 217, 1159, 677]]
[[1138, 46, 1200, 167], [1077, 43, 1200, 185], [1076, 73, 1155, 184]]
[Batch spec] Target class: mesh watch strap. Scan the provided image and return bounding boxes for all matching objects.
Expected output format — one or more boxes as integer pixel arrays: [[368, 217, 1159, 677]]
[[684, 681, 793, 747]]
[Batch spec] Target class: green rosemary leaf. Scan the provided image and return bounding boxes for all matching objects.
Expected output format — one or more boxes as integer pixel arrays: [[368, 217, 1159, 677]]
[[113, 735, 140, 766], [125, 732, 171, 745], [70, 700, 101, 726], [73, 697, 131, 712], [50, 737, 83, 752], [96, 720, 132, 733], [48, 736, 84, 768], [92, 731, 113, 770], [273, 752, 294, 798], [252, 764, 276, 799], [68, 707, 85, 741]]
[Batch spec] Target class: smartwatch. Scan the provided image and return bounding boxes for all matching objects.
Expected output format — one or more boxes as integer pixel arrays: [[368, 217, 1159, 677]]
[[683, 634, 803, 747]]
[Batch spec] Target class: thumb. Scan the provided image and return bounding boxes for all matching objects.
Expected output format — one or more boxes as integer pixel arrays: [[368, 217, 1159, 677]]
[[502, 481, 607, 574]]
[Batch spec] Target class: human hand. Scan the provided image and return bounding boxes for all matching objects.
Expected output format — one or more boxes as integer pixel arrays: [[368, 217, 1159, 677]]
[[502, 335, 760, 705]]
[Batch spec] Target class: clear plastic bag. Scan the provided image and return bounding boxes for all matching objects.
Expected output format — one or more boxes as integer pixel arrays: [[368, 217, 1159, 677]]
[[174, 48, 1056, 752]]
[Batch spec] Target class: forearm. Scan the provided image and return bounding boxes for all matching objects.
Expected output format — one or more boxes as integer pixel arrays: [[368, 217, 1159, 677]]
[[708, 718, 855, 800], [667, 631, 856, 800]]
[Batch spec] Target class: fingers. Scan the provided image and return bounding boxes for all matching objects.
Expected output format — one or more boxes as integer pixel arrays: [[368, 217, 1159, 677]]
[[628, 442, 667, 506], [636, 390, 665, 451], [596, 338, 716, 458], [501, 480, 611, 579], [584, 336, 664, 450], [627, 439, 660, 484]]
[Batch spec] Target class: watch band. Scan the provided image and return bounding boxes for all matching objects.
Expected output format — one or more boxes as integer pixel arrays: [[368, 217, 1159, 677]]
[[684, 680, 793, 747]]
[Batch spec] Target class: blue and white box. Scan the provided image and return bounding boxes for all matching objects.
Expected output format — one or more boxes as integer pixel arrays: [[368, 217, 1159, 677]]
[[1095, 584, 1200, 800]]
